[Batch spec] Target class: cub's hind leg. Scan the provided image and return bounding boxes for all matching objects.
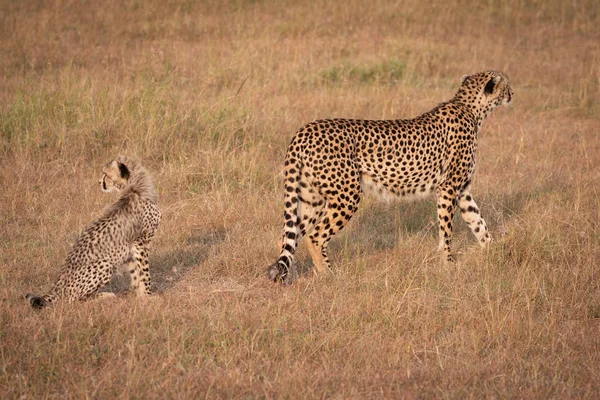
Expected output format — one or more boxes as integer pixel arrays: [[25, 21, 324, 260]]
[[64, 259, 117, 302]]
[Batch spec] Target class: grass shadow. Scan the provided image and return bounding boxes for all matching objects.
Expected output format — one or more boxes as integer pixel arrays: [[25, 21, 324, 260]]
[[104, 228, 228, 294], [340, 198, 438, 252], [486, 179, 569, 228], [323, 179, 563, 260], [293, 198, 437, 274]]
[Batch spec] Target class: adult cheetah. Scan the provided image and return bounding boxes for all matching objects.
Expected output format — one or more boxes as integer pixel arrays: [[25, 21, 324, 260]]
[[26, 156, 161, 308], [268, 71, 513, 284]]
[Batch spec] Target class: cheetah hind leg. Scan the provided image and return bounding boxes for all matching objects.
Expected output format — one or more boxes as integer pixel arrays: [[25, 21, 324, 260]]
[[301, 164, 361, 273], [268, 179, 326, 284], [305, 238, 329, 275], [305, 194, 361, 273], [267, 227, 327, 282], [305, 207, 356, 273]]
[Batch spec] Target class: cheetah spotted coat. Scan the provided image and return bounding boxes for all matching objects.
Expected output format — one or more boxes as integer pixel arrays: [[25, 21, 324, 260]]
[[268, 71, 513, 284], [26, 156, 161, 308]]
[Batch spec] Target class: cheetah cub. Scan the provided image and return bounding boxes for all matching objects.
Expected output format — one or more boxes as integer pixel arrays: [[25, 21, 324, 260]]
[[26, 156, 161, 308], [268, 71, 513, 284]]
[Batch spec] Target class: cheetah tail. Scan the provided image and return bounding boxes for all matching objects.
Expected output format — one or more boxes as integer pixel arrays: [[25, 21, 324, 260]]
[[267, 152, 303, 284]]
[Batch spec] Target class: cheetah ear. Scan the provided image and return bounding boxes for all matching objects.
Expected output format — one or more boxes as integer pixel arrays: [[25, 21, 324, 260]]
[[461, 74, 470, 84], [118, 162, 130, 180], [484, 75, 502, 95]]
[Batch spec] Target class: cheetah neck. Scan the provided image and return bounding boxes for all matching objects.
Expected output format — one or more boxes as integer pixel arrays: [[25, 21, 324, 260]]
[[451, 96, 496, 127]]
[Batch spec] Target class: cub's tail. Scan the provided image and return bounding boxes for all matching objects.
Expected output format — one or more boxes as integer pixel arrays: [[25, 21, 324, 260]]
[[25, 294, 48, 309], [25, 276, 64, 309]]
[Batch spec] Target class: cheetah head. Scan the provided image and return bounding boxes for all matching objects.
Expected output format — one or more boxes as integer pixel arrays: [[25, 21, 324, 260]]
[[100, 156, 131, 193], [456, 71, 513, 116]]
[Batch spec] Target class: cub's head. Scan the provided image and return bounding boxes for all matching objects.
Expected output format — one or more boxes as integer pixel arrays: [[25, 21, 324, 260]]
[[456, 71, 513, 115], [100, 156, 132, 193]]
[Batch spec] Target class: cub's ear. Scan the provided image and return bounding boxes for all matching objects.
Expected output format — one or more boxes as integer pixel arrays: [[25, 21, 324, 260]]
[[461, 74, 470, 84], [484, 75, 502, 95], [118, 162, 130, 180]]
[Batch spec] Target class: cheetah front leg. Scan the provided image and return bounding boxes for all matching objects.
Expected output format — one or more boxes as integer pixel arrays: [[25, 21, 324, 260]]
[[458, 188, 491, 247], [436, 186, 458, 263], [128, 240, 152, 296]]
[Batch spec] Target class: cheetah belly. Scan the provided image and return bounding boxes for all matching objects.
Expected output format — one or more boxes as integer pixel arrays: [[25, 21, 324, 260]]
[[359, 172, 440, 202]]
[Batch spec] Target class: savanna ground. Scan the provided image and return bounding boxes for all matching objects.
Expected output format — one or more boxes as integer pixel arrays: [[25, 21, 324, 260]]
[[1, 0, 600, 398]]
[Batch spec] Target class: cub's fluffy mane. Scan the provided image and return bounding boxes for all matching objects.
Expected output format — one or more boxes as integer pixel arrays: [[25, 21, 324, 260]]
[[115, 155, 158, 205]]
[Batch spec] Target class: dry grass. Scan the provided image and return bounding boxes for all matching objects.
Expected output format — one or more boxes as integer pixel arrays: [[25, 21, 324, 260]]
[[1, 0, 600, 398]]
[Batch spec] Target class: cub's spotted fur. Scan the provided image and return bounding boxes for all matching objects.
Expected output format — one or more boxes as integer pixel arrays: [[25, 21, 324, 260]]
[[268, 71, 513, 284], [26, 156, 161, 308]]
